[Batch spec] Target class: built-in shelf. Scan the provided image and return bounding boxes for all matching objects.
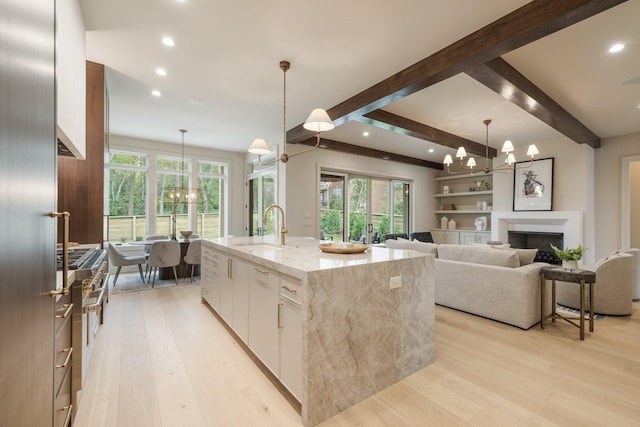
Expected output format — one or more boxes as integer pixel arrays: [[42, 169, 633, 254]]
[[434, 191, 492, 198], [434, 210, 493, 214]]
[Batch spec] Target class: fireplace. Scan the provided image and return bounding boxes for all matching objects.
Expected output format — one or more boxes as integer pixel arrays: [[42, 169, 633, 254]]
[[508, 231, 562, 264]]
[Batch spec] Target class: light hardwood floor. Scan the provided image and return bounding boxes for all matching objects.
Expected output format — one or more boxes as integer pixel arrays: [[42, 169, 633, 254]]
[[74, 282, 640, 427]]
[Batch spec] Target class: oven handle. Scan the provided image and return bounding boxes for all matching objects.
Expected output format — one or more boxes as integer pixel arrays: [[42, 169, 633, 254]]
[[82, 285, 105, 313], [49, 211, 70, 297]]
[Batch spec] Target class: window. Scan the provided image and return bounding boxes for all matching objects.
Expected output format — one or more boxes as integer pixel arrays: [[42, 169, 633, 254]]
[[197, 161, 227, 238], [107, 151, 148, 242], [107, 148, 229, 242]]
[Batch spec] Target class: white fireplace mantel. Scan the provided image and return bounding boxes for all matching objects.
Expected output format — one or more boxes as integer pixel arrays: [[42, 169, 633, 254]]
[[491, 211, 583, 249]]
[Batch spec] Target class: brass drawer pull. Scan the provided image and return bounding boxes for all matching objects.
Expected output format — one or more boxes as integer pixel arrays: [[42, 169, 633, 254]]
[[56, 347, 73, 369], [281, 285, 297, 294], [55, 303, 73, 319], [61, 404, 73, 427], [277, 303, 283, 329], [253, 267, 269, 275]]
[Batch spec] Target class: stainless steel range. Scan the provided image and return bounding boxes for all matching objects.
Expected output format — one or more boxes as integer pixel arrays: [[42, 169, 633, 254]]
[[63, 245, 109, 410], [57, 246, 106, 271]]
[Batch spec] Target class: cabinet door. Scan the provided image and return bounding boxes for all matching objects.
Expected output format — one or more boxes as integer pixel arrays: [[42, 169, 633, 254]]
[[444, 231, 460, 244], [279, 275, 302, 400], [219, 257, 234, 324], [231, 258, 249, 343], [460, 231, 491, 245], [201, 246, 221, 309], [248, 265, 280, 376]]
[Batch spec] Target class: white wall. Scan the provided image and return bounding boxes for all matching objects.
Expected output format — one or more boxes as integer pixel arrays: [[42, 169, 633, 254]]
[[594, 132, 640, 258], [282, 144, 438, 238], [110, 134, 246, 237], [632, 161, 640, 248], [492, 136, 596, 262]]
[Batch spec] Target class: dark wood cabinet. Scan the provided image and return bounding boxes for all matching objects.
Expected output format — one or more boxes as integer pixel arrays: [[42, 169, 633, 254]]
[[58, 61, 106, 244]]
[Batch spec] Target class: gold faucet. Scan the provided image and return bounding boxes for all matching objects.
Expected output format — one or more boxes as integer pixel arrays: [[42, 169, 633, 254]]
[[262, 204, 287, 246]]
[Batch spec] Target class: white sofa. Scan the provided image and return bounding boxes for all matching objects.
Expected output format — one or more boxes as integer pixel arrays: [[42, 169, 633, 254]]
[[385, 239, 551, 329]]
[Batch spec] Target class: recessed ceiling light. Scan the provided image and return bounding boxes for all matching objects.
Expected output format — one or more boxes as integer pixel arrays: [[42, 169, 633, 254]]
[[161, 37, 175, 47], [362, 131, 369, 137], [155, 68, 167, 76], [608, 43, 625, 53], [428, 148, 434, 153], [151, 90, 161, 97]]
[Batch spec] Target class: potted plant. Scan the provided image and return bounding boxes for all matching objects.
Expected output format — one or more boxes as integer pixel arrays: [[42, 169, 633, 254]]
[[550, 243, 584, 271]]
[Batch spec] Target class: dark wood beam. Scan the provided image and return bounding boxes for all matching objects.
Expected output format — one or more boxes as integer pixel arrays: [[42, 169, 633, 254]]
[[287, 0, 626, 144], [295, 137, 443, 170], [358, 109, 497, 158], [466, 57, 601, 148]]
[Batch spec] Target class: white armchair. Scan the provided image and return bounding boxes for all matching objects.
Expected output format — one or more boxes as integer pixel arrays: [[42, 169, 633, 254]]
[[556, 252, 634, 315]]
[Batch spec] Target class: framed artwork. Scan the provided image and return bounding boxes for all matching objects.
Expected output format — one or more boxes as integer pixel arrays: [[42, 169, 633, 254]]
[[513, 157, 554, 211]]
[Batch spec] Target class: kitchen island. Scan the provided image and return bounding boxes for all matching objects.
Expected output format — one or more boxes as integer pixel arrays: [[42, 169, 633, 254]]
[[201, 236, 435, 427]]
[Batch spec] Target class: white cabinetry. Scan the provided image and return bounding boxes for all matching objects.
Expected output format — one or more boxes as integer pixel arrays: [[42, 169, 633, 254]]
[[248, 264, 281, 377], [434, 172, 493, 230], [279, 274, 302, 400], [201, 244, 221, 309], [231, 258, 249, 343], [431, 229, 491, 245]]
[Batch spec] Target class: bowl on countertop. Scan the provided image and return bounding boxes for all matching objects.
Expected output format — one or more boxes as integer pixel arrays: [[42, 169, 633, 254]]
[[179, 230, 193, 241]]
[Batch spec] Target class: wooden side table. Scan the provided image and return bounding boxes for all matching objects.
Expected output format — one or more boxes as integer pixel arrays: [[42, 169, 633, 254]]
[[540, 267, 597, 340]]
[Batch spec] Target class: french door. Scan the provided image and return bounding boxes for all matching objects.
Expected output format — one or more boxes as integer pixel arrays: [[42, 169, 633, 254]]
[[320, 172, 410, 243], [248, 169, 275, 236]]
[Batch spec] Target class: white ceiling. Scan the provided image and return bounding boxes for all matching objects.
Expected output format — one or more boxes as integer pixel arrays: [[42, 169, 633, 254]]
[[79, 0, 640, 166]]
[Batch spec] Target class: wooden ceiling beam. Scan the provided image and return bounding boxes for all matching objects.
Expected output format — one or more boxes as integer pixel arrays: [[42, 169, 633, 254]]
[[358, 109, 497, 158], [287, 0, 625, 145], [466, 57, 601, 148], [297, 137, 443, 170]]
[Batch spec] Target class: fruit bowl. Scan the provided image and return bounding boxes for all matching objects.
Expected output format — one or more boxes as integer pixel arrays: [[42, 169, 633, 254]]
[[180, 230, 193, 241]]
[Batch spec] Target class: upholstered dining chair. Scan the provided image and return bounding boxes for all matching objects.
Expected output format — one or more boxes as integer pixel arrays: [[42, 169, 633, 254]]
[[183, 239, 202, 283], [144, 235, 168, 279], [108, 243, 146, 287], [147, 240, 180, 287]]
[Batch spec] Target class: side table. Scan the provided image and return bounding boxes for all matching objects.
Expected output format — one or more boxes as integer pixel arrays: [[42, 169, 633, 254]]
[[540, 267, 597, 340]]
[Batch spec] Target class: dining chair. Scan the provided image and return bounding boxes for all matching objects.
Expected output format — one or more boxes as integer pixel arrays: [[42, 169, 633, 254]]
[[108, 243, 146, 287], [144, 235, 168, 279], [183, 239, 202, 283], [147, 240, 180, 287]]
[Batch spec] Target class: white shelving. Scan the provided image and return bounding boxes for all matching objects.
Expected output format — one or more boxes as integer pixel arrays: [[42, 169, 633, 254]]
[[434, 172, 493, 234]]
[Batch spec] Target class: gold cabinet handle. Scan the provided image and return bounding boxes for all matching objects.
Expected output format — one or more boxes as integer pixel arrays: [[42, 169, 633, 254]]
[[281, 285, 297, 294], [49, 211, 70, 297], [253, 267, 269, 275], [56, 347, 73, 369], [277, 303, 283, 329], [55, 303, 74, 319], [60, 404, 73, 427]]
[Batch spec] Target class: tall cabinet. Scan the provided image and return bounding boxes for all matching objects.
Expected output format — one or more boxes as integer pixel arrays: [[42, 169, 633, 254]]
[[0, 1, 58, 426], [432, 173, 493, 244]]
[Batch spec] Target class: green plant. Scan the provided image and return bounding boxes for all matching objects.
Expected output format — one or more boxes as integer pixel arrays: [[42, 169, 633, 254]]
[[550, 243, 585, 261]]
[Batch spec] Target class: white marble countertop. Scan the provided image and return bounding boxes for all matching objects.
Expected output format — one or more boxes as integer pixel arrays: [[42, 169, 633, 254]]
[[203, 235, 429, 279]]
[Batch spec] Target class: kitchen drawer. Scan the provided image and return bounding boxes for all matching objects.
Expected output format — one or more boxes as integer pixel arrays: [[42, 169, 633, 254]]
[[54, 341, 72, 397], [280, 274, 302, 305], [54, 365, 73, 427], [54, 294, 73, 337]]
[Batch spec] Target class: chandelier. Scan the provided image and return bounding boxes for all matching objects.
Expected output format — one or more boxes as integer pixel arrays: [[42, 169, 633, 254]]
[[162, 129, 203, 239], [443, 119, 540, 174], [248, 60, 334, 164]]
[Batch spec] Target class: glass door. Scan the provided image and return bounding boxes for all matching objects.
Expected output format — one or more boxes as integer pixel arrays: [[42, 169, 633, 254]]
[[248, 170, 275, 236], [321, 171, 410, 244]]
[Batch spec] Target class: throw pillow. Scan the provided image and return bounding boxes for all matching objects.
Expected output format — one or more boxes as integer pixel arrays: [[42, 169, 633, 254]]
[[409, 240, 438, 256], [465, 246, 520, 268], [491, 246, 538, 265], [385, 238, 413, 250]]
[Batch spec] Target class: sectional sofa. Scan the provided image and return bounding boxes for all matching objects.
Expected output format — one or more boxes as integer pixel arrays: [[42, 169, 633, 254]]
[[385, 239, 551, 329]]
